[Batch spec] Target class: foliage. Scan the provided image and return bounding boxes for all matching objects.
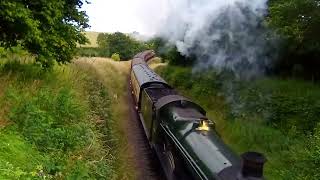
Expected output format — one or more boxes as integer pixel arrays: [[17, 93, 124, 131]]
[[0, 60, 115, 179], [147, 37, 166, 55], [147, 37, 194, 66], [156, 65, 320, 179], [76, 47, 108, 57], [97, 32, 150, 60], [111, 53, 120, 61], [0, 131, 47, 179], [165, 46, 195, 66], [234, 79, 320, 133], [8, 88, 88, 152], [0, 0, 89, 68], [268, 0, 320, 79]]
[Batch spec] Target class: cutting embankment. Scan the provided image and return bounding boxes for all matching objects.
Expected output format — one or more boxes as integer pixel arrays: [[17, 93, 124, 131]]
[[0, 56, 162, 179], [0, 57, 120, 179]]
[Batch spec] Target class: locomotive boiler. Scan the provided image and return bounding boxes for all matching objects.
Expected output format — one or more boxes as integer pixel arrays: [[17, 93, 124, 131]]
[[130, 50, 266, 180]]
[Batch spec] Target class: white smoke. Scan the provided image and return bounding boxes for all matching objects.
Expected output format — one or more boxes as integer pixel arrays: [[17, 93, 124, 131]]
[[153, 0, 276, 78]]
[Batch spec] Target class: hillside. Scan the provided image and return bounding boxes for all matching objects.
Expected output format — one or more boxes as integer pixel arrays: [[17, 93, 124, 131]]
[[81, 31, 101, 47]]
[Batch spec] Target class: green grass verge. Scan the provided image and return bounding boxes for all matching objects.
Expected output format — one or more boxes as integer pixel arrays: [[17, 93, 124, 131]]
[[155, 65, 320, 180], [0, 58, 115, 179]]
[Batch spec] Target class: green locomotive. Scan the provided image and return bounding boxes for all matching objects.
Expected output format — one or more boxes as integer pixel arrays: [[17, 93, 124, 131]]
[[130, 51, 266, 180]]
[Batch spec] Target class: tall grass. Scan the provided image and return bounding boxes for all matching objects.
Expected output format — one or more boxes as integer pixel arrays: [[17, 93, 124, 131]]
[[155, 65, 320, 179], [0, 55, 115, 179]]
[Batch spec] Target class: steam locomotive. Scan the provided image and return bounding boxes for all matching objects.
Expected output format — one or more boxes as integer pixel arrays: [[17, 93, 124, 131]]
[[130, 51, 266, 180]]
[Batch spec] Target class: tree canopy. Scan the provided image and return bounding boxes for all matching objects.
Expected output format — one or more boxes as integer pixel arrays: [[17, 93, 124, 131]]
[[268, 0, 320, 78], [97, 32, 151, 60], [0, 0, 89, 68]]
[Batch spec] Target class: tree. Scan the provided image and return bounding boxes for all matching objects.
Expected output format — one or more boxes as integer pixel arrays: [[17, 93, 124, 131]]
[[268, 0, 320, 78], [147, 37, 166, 55], [97, 33, 110, 57], [97, 32, 150, 60], [0, 0, 89, 68]]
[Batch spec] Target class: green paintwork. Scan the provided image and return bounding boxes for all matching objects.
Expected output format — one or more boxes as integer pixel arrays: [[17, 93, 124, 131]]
[[158, 103, 240, 179]]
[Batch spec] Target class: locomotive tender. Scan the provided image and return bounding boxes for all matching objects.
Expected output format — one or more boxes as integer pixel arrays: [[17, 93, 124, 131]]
[[130, 51, 266, 180]]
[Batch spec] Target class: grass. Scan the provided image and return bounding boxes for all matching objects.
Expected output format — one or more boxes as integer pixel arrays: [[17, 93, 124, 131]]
[[75, 57, 136, 179], [154, 64, 320, 179], [0, 55, 116, 179], [0, 130, 45, 179]]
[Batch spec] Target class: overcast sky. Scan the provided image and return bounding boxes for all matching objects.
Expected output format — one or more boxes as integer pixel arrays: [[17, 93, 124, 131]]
[[81, 0, 169, 35]]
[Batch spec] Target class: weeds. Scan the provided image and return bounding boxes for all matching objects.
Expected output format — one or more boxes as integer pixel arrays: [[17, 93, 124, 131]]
[[0, 58, 115, 179]]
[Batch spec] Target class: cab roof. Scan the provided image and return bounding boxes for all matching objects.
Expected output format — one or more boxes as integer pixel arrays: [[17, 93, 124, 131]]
[[154, 95, 206, 115]]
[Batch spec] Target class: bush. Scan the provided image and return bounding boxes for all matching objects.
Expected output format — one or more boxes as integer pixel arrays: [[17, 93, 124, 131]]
[[77, 47, 108, 57], [8, 88, 89, 152], [111, 53, 120, 61]]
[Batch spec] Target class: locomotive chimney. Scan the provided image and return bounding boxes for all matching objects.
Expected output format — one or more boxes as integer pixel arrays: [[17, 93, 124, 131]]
[[240, 152, 266, 179]]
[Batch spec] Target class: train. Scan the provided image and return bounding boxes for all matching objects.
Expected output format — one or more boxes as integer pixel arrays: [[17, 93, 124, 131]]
[[130, 50, 266, 180]]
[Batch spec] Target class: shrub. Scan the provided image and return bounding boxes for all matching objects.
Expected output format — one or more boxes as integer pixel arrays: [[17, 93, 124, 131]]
[[77, 47, 110, 57], [8, 88, 89, 152], [111, 53, 120, 61]]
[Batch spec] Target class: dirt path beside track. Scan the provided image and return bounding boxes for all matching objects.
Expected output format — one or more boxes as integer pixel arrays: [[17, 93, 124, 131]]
[[75, 57, 163, 180]]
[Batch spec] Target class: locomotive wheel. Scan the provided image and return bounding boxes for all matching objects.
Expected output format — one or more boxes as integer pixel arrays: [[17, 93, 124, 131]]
[[162, 140, 189, 180], [162, 143, 192, 180], [167, 150, 175, 171], [162, 148, 177, 180], [165, 149, 176, 180]]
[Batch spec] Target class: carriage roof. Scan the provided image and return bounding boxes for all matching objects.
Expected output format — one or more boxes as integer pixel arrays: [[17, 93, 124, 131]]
[[132, 64, 169, 88]]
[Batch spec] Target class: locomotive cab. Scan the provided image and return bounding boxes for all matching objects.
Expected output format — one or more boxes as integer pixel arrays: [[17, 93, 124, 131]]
[[154, 96, 241, 179]]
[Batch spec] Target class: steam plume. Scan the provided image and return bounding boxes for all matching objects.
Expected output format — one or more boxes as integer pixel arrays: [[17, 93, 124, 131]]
[[155, 0, 276, 78]]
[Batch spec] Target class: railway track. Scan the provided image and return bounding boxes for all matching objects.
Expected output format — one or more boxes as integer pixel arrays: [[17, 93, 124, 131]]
[[126, 78, 165, 180]]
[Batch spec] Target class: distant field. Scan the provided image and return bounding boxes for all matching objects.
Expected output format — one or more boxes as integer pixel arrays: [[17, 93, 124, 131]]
[[81, 31, 101, 47]]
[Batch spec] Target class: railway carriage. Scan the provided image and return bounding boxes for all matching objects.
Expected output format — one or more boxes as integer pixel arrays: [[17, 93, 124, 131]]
[[130, 51, 266, 180]]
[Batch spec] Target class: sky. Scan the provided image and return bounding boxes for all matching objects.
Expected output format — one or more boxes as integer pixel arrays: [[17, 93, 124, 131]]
[[81, 0, 169, 36]]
